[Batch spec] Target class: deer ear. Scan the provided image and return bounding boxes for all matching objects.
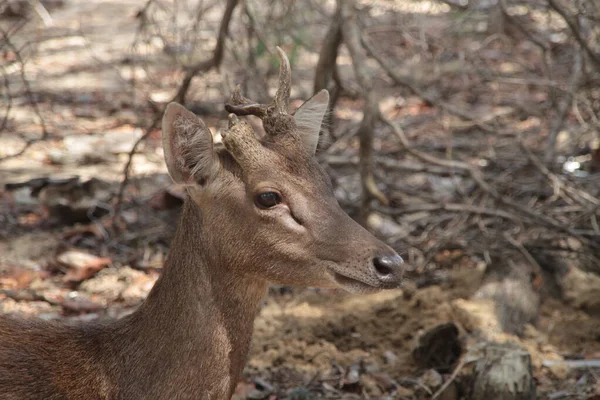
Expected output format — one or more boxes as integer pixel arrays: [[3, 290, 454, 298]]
[[162, 102, 219, 185], [293, 89, 329, 155]]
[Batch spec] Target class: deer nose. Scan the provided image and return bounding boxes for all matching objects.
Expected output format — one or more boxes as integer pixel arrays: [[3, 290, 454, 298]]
[[372, 254, 404, 282]]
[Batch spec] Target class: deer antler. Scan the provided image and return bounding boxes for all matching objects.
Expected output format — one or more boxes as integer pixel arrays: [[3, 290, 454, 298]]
[[225, 47, 292, 120], [273, 46, 291, 115]]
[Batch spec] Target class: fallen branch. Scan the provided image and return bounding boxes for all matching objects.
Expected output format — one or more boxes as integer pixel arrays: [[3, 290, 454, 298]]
[[325, 154, 470, 176], [518, 135, 599, 206], [380, 114, 599, 247], [543, 359, 600, 369], [378, 203, 521, 222]]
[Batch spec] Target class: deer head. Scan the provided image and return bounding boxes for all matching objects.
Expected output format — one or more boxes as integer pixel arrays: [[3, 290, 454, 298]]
[[161, 47, 403, 293]]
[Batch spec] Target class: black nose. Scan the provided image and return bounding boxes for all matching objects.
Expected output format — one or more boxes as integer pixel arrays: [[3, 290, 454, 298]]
[[372, 254, 404, 280]]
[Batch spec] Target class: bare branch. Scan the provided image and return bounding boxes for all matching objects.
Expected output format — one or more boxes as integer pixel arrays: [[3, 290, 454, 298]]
[[116, 0, 240, 212], [313, 3, 342, 94], [361, 33, 496, 132], [339, 0, 389, 217], [0, 65, 12, 134], [380, 114, 599, 247], [545, 44, 584, 163], [547, 0, 600, 69], [173, 0, 240, 104], [0, 26, 49, 138]]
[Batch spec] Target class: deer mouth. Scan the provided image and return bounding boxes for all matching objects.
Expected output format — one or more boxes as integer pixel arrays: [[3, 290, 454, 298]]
[[330, 271, 383, 294]]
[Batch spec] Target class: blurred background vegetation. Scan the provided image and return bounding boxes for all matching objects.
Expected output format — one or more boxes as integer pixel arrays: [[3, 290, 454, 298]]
[[1, 0, 600, 398]]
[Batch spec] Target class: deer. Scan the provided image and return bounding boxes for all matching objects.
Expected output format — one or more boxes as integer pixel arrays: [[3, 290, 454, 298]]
[[0, 47, 404, 400]]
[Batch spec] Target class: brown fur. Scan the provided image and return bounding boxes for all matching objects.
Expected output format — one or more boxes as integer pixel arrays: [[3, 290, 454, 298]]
[[0, 48, 403, 399]]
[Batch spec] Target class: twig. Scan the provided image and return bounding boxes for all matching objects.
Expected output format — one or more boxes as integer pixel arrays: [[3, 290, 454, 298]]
[[432, 355, 467, 399], [543, 359, 600, 369], [545, 43, 584, 163], [173, 0, 239, 104], [0, 26, 50, 160], [0, 28, 48, 138], [503, 233, 544, 276], [32, 0, 54, 26], [114, 115, 162, 215], [361, 33, 496, 132], [325, 154, 470, 176], [498, 0, 549, 52], [547, 0, 600, 69], [518, 136, 599, 205], [378, 203, 521, 222], [380, 114, 598, 246], [115, 0, 240, 213]]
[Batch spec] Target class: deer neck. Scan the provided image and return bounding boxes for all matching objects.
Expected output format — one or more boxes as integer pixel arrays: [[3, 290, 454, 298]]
[[114, 200, 268, 396]]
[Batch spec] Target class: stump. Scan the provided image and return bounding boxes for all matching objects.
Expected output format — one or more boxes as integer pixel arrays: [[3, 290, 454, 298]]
[[471, 342, 536, 400]]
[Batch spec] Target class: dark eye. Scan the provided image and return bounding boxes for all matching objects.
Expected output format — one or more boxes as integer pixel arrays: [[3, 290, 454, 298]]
[[255, 191, 282, 209]]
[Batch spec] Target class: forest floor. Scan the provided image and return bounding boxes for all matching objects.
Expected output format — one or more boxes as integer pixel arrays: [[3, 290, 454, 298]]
[[2, 0, 600, 399]]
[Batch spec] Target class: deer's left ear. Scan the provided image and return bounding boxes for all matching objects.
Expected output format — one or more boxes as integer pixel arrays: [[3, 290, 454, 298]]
[[293, 89, 329, 155]]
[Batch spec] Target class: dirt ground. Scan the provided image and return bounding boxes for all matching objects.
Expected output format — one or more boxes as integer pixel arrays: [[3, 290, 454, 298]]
[[2, 0, 600, 399], [3, 227, 600, 398]]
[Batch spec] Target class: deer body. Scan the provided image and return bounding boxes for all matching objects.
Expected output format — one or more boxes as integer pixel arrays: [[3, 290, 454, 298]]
[[0, 48, 403, 399]]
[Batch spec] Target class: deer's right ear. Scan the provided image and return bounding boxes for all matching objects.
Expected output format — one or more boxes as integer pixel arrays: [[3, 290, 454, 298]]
[[162, 102, 219, 185], [293, 89, 329, 155]]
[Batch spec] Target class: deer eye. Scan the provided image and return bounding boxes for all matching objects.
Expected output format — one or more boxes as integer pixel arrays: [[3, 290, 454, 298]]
[[255, 191, 282, 209]]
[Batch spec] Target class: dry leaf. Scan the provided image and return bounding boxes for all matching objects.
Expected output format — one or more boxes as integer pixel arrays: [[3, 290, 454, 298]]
[[56, 250, 112, 282]]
